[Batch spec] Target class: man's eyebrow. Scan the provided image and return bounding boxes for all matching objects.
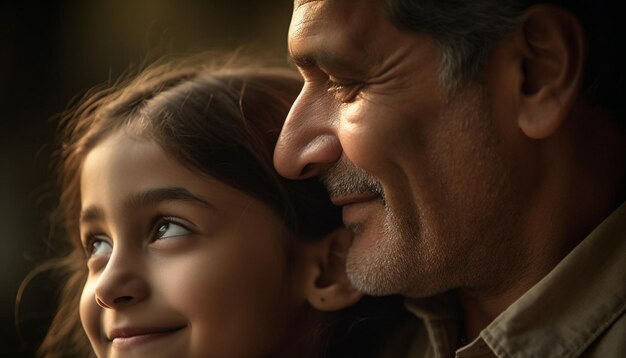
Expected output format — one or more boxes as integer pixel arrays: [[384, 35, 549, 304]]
[[289, 52, 316, 69], [79, 187, 215, 223], [290, 50, 364, 77]]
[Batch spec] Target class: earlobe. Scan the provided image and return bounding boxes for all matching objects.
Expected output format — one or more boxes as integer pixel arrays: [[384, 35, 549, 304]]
[[303, 227, 363, 311], [516, 4, 586, 139]]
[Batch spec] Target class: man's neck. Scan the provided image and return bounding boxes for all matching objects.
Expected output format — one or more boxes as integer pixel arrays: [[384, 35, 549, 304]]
[[456, 106, 626, 343]]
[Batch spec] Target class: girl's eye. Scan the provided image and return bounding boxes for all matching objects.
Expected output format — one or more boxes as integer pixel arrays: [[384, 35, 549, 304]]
[[87, 235, 112, 257], [155, 219, 192, 240]]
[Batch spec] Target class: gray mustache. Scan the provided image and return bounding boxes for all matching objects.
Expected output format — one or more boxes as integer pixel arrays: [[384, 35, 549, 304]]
[[320, 158, 385, 199]]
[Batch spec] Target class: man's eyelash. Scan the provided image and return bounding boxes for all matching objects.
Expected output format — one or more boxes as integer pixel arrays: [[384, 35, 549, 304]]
[[327, 80, 364, 102], [327, 79, 353, 90]]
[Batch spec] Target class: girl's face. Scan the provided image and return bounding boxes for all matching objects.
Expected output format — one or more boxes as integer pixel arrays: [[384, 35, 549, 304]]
[[79, 131, 307, 357]]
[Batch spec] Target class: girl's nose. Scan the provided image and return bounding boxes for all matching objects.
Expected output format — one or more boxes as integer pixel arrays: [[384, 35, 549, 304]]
[[94, 254, 149, 310]]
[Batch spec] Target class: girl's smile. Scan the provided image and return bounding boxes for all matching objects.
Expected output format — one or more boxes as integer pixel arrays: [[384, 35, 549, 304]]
[[79, 131, 307, 357]]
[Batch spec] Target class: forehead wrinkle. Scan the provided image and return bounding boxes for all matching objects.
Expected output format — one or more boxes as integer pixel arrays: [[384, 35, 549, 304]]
[[290, 0, 377, 77], [294, 0, 324, 9], [289, 1, 325, 40]]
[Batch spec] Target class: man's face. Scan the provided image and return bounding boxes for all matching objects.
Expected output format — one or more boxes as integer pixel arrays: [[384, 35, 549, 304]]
[[275, 0, 522, 297]]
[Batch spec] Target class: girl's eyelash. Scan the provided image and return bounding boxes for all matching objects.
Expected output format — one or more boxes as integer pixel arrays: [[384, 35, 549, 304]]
[[80, 215, 194, 255], [82, 233, 95, 252], [153, 215, 189, 229], [151, 215, 193, 239], [82, 232, 108, 257]]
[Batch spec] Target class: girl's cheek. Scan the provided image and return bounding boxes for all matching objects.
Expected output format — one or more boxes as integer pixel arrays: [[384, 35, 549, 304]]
[[79, 279, 103, 347]]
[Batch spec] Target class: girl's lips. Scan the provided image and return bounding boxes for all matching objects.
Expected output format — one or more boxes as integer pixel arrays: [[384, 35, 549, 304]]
[[109, 325, 186, 349]]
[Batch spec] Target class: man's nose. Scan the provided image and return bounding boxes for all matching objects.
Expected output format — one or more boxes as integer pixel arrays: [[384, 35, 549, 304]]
[[274, 89, 342, 179], [94, 251, 149, 310]]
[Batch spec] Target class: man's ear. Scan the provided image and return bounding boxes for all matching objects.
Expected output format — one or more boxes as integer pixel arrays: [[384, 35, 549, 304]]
[[302, 227, 363, 311], [515, 4, 586, 139]]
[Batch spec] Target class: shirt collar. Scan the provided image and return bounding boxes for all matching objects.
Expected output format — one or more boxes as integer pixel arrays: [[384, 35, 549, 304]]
[[405, 201, 626, 358], [480, 201, 626, 357]]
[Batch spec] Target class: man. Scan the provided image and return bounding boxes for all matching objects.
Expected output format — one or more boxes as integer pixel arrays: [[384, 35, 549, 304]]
[[274, 0, 625, 356]]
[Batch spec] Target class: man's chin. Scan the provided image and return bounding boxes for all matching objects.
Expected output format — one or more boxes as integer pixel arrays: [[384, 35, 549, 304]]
[[344, 213, 442, 298], [344, 226, 404, 296]]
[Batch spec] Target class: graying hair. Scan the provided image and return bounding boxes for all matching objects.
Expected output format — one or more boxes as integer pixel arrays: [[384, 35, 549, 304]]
[[384, 0, 528, 95], [383, 0, 625, 126]]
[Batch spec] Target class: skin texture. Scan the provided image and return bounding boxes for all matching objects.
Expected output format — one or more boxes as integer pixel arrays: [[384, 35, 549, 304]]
[[275, 0, 626, 340], [79, 131, 308, 358], [275, 0, 522, 298]]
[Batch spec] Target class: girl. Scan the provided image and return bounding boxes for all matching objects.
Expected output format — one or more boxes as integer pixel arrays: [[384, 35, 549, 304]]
[[39, 56, 406, 357]]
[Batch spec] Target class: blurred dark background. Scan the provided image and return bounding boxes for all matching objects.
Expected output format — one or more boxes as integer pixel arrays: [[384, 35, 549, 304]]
[[0, 1, 292, 355]]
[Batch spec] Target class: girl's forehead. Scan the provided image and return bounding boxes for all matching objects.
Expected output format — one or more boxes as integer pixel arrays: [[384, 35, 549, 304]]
[[79, 131, 275, 223], [81, 131, 184, 193]]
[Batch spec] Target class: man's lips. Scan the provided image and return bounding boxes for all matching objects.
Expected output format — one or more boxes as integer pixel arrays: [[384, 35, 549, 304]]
[[332, 194, 380, 224], [108, 325, 186, 349], [330, 193, 378, 207]]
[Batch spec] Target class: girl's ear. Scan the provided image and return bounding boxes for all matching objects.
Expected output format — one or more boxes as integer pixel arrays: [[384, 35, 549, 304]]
[[302, 227, 363, 311]]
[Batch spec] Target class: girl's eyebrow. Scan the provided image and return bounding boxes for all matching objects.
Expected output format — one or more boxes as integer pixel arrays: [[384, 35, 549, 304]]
[[80, 206, 105, 224], [80, 187, 215, 224], [125, 187, 215, 211]]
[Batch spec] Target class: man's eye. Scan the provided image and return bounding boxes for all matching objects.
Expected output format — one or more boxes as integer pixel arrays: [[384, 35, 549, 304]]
[[155, 218, 192, 240], [86, 235, 112, 257], [327, 79, 363, 103]]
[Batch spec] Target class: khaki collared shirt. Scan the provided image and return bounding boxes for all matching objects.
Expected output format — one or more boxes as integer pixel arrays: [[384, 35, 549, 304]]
[[393, 202, 626, 358]]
